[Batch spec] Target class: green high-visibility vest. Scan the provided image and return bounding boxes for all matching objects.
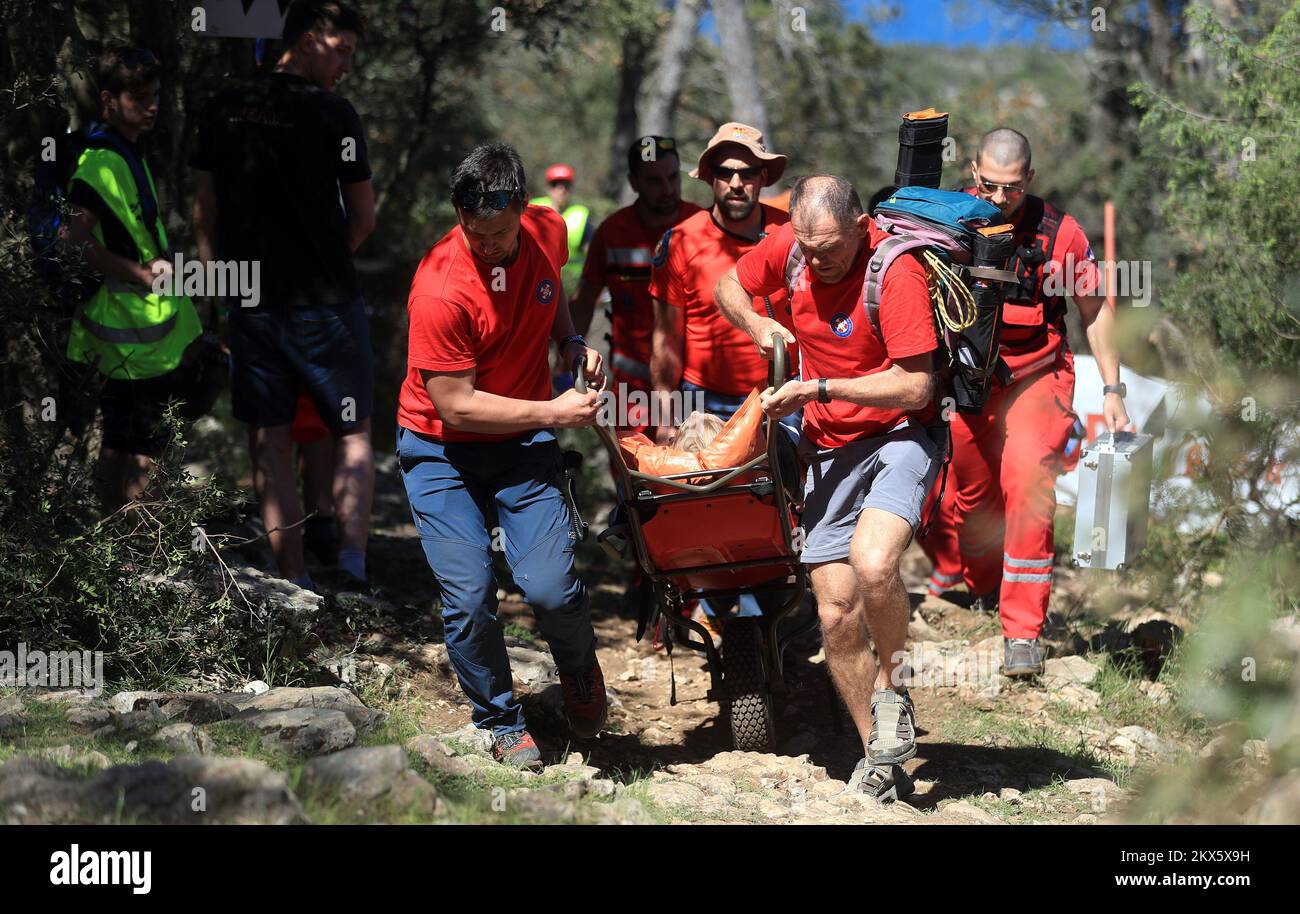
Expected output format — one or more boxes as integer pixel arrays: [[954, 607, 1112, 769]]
[[66, 146, 200, 381], [530, 196, 590, 293]]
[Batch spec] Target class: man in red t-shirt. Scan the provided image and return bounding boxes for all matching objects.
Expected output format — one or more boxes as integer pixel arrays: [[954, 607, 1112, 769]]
[[647, 122, 794, 444], [397, 142, 610, 769], [571, 135, 701, 432], [919, 128, 1130, 677], [719, 175, 941, 790]]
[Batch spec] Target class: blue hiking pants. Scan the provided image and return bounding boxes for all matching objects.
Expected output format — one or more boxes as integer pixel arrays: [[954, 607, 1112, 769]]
[[398, 426, 596, 736]]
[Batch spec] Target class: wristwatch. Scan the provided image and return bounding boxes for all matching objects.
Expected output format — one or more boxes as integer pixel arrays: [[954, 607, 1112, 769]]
[[1103, 383, 1127, 398], [559, 334, 587, 351], [817, 378, 831, 404]]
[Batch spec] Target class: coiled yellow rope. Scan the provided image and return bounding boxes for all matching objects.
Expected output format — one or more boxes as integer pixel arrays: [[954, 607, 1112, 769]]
[[922, 249, 977, 332]]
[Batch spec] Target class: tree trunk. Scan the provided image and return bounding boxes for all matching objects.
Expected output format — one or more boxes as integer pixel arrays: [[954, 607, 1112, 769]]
[[639, 0, 702, 137], [606, 29, 651, 204], [711, 0, 769, 138]]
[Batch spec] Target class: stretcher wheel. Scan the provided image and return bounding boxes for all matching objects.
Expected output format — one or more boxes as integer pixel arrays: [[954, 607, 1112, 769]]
[[723, 617, 775, 752]]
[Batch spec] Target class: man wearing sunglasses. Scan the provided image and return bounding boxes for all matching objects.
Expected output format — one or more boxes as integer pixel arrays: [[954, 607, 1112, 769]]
[[397, 142, 608, 769], [647, 122, 794, 442], [646, 123, 798, 626], [920, 127, 1129, 677]]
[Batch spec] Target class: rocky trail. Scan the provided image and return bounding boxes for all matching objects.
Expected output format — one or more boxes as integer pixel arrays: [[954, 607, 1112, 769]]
[[0, 454, 1252, 825]]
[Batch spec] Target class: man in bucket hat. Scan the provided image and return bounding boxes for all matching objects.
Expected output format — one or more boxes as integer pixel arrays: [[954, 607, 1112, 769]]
[[646, 122, 797, 625], [647, 122, 794, 442]]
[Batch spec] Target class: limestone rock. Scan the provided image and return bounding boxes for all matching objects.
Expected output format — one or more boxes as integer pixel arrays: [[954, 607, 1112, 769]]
[[149, 722, 213, 755], [227, 686, 382, 730], [301, 745, 438, 815], [1043, 655, 1100, 689], [941, 800, 1003, 824], [406, 735, 478, 777], [235, 707, 356, 755], [0, 754, 307, 824]]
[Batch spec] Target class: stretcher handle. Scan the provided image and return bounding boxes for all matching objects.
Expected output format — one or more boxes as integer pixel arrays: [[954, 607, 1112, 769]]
[[770, 332, 787, 387], [574, 355, 588, 394]]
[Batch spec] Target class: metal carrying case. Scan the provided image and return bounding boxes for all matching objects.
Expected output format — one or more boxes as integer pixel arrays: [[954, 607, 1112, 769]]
[[1072, 431, 1154, 571]]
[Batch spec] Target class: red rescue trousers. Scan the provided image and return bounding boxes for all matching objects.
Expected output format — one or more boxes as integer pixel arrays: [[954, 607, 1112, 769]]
[[921, 349, 1078, 639]]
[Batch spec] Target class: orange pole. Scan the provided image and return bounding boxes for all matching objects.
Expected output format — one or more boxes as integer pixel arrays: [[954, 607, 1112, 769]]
[[1104, 199, 1116, 308]]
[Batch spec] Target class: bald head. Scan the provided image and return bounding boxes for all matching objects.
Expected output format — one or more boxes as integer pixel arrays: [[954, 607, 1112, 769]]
[[789, 174, 870, 285], [977, 127, 1032, 172], [789, 174, 863, 230]]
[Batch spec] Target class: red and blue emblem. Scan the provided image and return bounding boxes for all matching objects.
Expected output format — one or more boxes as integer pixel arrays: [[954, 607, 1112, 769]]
[[535, 278, 556, 304], [830, 312, 854, 338]]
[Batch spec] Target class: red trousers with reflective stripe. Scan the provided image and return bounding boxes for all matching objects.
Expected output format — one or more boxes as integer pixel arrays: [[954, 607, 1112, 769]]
[[920, 349, 1077, 639]]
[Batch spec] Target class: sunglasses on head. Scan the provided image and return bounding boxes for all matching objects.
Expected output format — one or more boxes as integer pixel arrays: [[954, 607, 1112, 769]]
[[454, 186, 521, 211], [713, 165, 762, 182]]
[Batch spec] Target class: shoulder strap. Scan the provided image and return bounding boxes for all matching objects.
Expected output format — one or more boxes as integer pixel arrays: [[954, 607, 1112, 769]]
[[863, 234, 932, 338], [764, 240, 805, 320], [85, 126, 166, 259], [1038, 199, 1064, 261]]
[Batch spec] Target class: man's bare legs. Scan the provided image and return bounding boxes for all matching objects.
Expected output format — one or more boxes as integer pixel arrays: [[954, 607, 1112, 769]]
[[300, 437, 336, 522], [333, 419, 374, 580], [250, 424, 306, 581], [809, 507, 916, 755]]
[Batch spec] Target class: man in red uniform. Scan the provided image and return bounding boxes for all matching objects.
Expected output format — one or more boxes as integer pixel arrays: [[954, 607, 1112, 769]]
[[571, 135, 701, 431], [920, 128, 1129, 676], [718, 175, 941, 792], [397, 142, 609, 768], [647, 122, 793, 443]]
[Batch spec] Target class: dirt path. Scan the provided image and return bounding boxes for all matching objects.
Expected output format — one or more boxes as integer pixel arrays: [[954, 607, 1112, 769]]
[[357, 454, 1178, 824]]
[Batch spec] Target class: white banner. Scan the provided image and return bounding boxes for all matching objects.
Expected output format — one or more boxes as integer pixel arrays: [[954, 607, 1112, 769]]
[[198, 0, 291, 39]]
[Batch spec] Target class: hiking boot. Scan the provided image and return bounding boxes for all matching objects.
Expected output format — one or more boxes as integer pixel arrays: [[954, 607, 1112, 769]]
[[867, 688, 917, 766], [848, 757, 915, 803], [492, 730, 543, 769], [559, 661, 608, 739], [1003, 637, 1046, 677], [971, 589, 1000, 615]]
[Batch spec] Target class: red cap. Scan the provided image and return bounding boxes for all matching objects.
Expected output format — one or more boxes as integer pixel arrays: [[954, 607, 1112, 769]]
[[545, 163, 575, 184]]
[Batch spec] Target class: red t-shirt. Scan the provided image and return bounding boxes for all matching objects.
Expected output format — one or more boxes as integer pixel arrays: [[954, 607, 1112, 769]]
[[580, 201, 702, 371], [736, 221, 938, 449], [966, 189, 1100, 379], [398, 204, 567, 442], [646, 204, 793, 397]]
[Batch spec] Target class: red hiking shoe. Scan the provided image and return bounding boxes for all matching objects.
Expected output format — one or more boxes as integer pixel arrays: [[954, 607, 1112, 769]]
[[491, 730, 543, 769], [559, 661, 608, 738]]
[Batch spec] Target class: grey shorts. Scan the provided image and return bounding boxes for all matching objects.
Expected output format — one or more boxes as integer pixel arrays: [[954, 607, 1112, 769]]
[[799, 424, 944, 564]]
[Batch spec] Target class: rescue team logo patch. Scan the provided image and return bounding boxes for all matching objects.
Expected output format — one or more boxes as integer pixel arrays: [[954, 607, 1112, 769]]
[[535, 278, 556, 305], [830, 312, 854, 338], [651, 228, 673, 267]]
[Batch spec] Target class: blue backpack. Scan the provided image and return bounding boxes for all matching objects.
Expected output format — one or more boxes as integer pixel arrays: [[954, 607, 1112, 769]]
[[26, 122, 164, 306], [784, 186, 1018, 414]]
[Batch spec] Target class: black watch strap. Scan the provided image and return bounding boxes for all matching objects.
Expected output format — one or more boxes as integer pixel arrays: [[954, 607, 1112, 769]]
[[818, 378, 830, 404], [1103, 382, 1126, 398]]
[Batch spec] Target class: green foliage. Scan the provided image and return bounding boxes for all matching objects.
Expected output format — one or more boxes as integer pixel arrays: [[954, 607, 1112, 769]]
[[0, 410, 247, 687], [1134, 2, 1300, 371]]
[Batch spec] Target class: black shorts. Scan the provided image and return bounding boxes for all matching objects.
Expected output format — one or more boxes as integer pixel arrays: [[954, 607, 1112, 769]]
[[227, 298, 373, 434], [100, 368, 187, 457]]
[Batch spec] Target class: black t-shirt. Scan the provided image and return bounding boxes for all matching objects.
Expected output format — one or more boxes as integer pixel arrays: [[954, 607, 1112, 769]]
[[190, 72, 371, 308]]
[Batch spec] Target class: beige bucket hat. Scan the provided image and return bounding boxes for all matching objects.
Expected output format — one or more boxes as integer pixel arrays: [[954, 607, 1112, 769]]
[[690, 122, 788, 186]]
